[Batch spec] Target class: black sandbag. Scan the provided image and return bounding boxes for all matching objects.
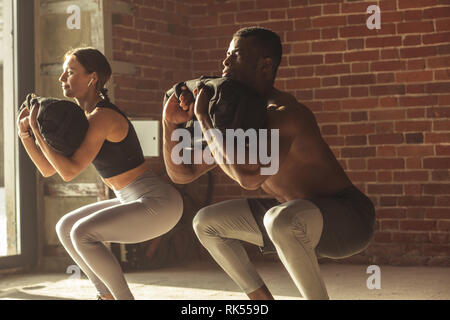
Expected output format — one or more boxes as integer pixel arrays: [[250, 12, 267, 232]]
[[19, 94, 89, 157], [163, 76, 268, 148]]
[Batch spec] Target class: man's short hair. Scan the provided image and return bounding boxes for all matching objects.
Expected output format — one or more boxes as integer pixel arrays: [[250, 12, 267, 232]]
[[233, 27, 283, 78]]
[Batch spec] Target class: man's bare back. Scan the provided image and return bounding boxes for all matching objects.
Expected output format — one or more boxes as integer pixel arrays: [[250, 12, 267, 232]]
[[261, 89, 353, 203]]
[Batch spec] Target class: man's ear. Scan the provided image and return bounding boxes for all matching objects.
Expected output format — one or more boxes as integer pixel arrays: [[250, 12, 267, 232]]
[[260, 57, 274, 77]]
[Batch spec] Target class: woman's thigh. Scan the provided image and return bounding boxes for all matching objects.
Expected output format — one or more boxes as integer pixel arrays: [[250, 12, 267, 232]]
[[56, 198, 121, 233], [72, 199, 179, 244]]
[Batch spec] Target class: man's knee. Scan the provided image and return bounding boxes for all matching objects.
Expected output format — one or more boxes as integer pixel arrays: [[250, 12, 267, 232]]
[[263, 205, 294, 243], [264, 200, 323, 247], [192, 206, 217, 238]]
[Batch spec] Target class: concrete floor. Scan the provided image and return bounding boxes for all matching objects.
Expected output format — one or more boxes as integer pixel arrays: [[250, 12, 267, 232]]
[[0, 260, 448, 300]]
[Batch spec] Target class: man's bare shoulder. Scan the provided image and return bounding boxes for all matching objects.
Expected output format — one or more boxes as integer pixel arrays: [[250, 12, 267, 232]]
[[267, 91, 316, 129]]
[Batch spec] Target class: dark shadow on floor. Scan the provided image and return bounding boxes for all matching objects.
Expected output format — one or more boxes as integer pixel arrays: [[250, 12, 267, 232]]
[[0, 289, 75, 300], [121, 261, 302, 298]]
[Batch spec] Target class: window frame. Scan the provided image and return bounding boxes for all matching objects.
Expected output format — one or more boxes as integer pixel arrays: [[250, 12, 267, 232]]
[[0, 0, 37, 271]]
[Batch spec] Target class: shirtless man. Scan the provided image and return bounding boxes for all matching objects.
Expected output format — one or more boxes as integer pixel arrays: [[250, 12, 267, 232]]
[[162, 27, 375, 300]]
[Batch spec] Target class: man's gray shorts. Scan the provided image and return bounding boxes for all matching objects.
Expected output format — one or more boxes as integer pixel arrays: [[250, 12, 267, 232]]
[[247, 185, 376, 258]]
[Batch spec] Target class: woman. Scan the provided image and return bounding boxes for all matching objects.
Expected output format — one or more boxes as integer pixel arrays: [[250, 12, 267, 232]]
[[17, 47, 183, 300]]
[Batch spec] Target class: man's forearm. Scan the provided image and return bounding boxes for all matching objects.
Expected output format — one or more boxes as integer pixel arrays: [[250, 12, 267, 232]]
[[163, 120, 214, 184], [195, 114, 265, 189], [197, 115, 258, 187], [196, 115, 233, 169]]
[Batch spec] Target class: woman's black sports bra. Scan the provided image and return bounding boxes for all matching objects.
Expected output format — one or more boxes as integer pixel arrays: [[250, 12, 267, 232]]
[[91, 100, 145, 179]]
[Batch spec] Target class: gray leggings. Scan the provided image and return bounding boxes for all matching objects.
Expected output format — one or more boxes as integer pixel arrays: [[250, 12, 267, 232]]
[[193, 198, 328, 300], [56, 171, 183, 300]]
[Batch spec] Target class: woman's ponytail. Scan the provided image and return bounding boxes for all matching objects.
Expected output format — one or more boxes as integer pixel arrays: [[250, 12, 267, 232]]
[[100, 88, 110, 102]]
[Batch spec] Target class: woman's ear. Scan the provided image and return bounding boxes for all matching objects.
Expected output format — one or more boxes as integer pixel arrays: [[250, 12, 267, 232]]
[[88, 72, 99, 88]]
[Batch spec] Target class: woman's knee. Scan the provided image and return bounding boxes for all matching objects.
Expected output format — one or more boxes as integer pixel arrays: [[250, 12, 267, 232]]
[[69, 219, 97, 248], [55, 214, 76, 239]]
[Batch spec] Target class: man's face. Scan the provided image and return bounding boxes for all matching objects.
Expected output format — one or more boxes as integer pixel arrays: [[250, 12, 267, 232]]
[[222, 36, 261, 86]]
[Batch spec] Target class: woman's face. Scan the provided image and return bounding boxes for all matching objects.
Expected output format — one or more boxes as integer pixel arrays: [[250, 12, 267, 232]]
[[59, 55, 95, 99]]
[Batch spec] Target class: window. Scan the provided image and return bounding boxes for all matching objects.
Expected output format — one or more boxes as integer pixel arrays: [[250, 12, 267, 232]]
[[0, 0, 37, 270]]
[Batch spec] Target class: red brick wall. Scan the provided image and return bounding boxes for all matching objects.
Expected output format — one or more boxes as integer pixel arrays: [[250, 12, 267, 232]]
[[112, 0, 450, 266], [111, 0, 194, 176], [112, 0, 192, 118]]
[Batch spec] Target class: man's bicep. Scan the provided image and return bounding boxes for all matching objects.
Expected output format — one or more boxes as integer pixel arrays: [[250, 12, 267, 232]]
[[168, 161, 217, 184], [192, 162, 217, 180]]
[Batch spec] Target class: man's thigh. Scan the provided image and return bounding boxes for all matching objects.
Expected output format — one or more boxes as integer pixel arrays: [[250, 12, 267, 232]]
[[194, 199, 264, 247], [264, 199, 324, 249], [305, 187, 375, 259]]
